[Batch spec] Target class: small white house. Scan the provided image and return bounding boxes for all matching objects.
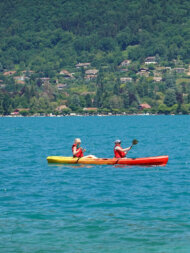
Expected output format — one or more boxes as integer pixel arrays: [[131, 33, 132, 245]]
[[145, 56, 157, 65], [120, 77, 132, 83]]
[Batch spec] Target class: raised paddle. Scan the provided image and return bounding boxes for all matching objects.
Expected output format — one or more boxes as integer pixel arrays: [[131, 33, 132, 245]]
[[125, 139, 138, 155], [131, 139, 138, 148]]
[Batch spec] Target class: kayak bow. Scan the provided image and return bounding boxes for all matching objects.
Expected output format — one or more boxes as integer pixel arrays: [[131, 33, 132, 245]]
[[47, 155, 169, 166]]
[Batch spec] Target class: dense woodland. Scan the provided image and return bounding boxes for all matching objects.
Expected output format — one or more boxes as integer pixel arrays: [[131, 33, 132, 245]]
[[0, 0, 190, 115]]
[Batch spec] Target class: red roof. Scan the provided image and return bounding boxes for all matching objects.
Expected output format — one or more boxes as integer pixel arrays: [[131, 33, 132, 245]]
[[83, 107, 98, 111], [3, 71, 16, 76], [140, 103, 151, 109], [14, 108, 29, 112]]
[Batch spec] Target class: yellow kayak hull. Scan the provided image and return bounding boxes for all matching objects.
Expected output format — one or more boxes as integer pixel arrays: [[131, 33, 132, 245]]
[[47, 156, 116, 165]]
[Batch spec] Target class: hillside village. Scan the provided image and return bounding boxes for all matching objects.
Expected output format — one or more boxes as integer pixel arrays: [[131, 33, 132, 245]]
[[0, 56, 190, 116]]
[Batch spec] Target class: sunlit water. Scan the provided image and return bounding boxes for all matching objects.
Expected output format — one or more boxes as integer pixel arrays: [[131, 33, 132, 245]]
[[0, 116, 190, 253]]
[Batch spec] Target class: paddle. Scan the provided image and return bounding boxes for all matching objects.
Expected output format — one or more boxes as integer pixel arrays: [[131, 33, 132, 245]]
[[125, 139, 138, 155], [131, 139, 138, 148]]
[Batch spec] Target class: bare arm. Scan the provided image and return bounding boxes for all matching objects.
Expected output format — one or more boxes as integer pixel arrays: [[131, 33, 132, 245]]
[[116, 146, 131, 152], [73, 146, 86, 155], [123, 147, 131, 152]]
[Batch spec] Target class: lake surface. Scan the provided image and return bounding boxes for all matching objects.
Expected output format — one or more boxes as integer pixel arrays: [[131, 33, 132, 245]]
[[0, 115, 190, 253]]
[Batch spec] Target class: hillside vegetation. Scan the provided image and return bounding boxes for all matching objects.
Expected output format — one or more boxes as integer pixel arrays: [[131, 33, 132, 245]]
[[0, 0, 190, 115]]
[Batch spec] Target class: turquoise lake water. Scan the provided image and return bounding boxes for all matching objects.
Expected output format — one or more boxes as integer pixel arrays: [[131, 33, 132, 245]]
[[0, 115, 190, 253]]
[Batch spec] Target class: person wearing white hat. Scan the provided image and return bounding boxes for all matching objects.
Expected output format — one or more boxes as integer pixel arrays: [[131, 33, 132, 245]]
[[72, 138, 97, 158], [114, 140, 131, 158]]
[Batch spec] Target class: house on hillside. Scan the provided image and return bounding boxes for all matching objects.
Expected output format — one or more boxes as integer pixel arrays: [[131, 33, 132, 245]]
[[56, 84, 67, 90], [187, 66, 190, 76], [119, 60, 131, 67], [85, 69, 99, 81], [14, 76, 26, 84], [11, 108, 30, 115], [153, 76, 162, 82], [0, 83, 6, 89], [137, 68, 150, 77], [153, 72, 162, 82], [85, 69, 99, 75], [3, 71, 16, 76], [0, 80, 5, 87], [60, 69, 73, 79], [22, 70, 34, 75], [75, 63, 91, 68], [174, 68, 185, 73], [14, 76, 25, 81], [145, 56, 157, 65], [16, 80, 25, 85], [85, 75, 97, 81], [119, 68, 128, 72], [40, 77, 50, 84], [56, 105, 69, 111], [120, 77, 132, 83], [156, 66, 172, 72], [83, 107, 98, 112], [139, 103, 151, 109]]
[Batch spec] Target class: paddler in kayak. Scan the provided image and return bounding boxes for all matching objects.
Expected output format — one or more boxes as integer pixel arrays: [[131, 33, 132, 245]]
[[72, 138, 97, 158], [114, 139, 131, 158]]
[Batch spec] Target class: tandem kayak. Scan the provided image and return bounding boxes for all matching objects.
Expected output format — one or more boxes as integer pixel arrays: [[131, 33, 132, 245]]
[[47, 155, 169, 166]]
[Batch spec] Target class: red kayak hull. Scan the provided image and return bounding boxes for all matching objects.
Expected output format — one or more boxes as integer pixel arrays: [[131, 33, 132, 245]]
[[116, 156, 169, 166]]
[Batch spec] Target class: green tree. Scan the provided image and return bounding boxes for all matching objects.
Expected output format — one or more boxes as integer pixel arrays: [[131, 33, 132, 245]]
[[164, 89, 177, 107], [36, 79, 43, 87], [109, 95, 123, 109], [0, 62, 3, 72], [2, 95, 12, 115], [164, 74, 176, 89], [176, 91, 183, 105], [123, 91, 130, 108], [69, 94, 81, 111], [114, 78, 120, 95], [94, 88, 103, 107], [158, 104, 171, 114], [30, 97, 39, 111], [0, 93, 4, 114], [181, 104, 189, 114], [85, 94, 92, 107]]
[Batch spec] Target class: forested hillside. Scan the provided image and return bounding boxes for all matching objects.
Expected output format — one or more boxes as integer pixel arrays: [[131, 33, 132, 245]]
[[0, 0, 190, 115]]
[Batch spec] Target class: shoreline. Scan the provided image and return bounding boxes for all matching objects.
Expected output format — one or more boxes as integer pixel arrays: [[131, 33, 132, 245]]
[[0, 113, 188, 117]]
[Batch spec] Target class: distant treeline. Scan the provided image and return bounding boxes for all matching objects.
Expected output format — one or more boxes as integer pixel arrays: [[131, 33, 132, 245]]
[[0, 0, 190, 71]]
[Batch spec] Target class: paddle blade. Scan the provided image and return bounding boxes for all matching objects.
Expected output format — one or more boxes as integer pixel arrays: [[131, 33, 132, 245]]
[[132, 139, 138, 145]]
